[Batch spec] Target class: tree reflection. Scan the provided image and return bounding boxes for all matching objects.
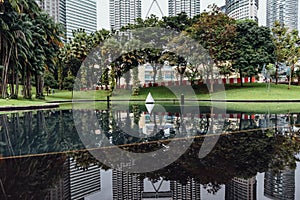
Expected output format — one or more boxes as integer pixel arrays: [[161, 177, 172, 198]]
[[0, 110, 85, 157], [0, 154, 66, 199], [69, 129, 300, 194]]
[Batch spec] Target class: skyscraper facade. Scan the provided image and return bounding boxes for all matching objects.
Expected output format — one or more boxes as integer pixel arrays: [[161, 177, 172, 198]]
[[65, 158, 101, 200], [36, 0, 97, 41], [168, 0, 201, 18], [65, 0, 97, 40], [109, 0, 142, 30], [264, 169, 295, 200], [112, 169, 144, 200], [266, 0, 298, 30], [225, 177, 257, 200], [46, 157, 101, 200], [170, 178, 201, 200], [35, 0, 60, 22], [226, 0, 259, 22]]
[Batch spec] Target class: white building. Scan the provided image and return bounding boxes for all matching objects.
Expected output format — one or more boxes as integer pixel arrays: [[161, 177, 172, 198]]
[[266, 0, 298, 30], [168, 0, 201, 18], [36, 0, 97, 42], [109, 0, 142, 30], [226, 0, 259, 22], [65, 0, 97, 41]]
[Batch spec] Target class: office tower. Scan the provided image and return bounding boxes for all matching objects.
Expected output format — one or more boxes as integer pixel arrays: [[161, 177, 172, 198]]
[[225, 177, 257, 200], [264, 169, 295, 200], [112, 169, 144, 200], [226, 0, 259, 22], [64, 158, 101, 200], [46, 157, 101, 200], [36, 0, 97, 41], [266, 0, 298, 30], [109, 0, 142, 30], [168, 0, 201, 18], [65, 0, 97, 40], [170, 178, 201, 200], [35, 0, 60, 22]]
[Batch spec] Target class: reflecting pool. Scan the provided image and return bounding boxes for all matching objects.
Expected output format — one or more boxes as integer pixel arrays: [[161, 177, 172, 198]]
[[0, 108, 299, 199]]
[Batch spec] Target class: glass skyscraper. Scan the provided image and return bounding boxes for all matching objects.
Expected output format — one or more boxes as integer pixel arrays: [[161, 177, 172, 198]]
[[226, 0, 259, 22], [109, 0, 142, 30], [168, 0, 201, 18], [36, 0, 97, 41], [266, 0, 298, 30], [264, 169, 295, 200], [225, 177, 257, 200]]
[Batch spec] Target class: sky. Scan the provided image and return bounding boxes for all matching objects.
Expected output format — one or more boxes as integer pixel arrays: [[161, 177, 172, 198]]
[[97, 0, 300, 30]]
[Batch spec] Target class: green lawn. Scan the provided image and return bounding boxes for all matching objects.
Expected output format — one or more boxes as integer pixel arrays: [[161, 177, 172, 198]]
[[222, 83, 300, 100], [0, 83, 299, 114]]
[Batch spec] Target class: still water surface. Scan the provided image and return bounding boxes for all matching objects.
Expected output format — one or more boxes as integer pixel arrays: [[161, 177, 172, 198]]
[[0, 108, 299, 199]]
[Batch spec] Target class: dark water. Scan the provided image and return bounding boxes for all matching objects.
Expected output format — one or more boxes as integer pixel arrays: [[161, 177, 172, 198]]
[[0, 108, 300, 199]]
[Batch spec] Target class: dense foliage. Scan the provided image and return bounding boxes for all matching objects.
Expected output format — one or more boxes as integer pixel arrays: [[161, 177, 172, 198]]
[[1, 2, 298, 99], [0, 0, 63, 99]]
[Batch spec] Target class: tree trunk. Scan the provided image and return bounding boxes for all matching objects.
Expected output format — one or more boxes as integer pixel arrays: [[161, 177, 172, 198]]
[[209, 65, 214, 93], [288, 65, 293, 90], [35, 74, 44, 98], [239, 68, 243, 87], [15, 72, 19, 98], [10, 65, 15, 97], [24, 67, 32, 99], [35, 74, 39, 97], [58, 65, 63, 90], [275, 62, 279, 85], [180, 74, 183, 86], [1, 43, 12, 98], [153, 68, 157, 84]]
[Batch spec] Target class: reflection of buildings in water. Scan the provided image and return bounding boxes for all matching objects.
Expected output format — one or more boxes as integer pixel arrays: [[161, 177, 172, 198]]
[[225, 177, 257, 200], [111, 169, 201, 200], [112, 169, 143, 200], [264, 169, 295, 200], [142, 178, 172, 199], [47, 178, 65, 200], [140, 113, 175, 136], [113, 110, 300, 138], [47, 157, 101, 200], [170, 178, 201, 200]]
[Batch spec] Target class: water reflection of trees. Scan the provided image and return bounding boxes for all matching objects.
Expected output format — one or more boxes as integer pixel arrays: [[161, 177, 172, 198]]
[[72, 129, 300, 194], [0, 154, 66, 199], [0, 110, 84, 157]]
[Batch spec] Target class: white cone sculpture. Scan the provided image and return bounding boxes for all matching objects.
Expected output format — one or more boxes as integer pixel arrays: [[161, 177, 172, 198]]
[[145, 92, 155, 104], [145, 92, 155, 114]]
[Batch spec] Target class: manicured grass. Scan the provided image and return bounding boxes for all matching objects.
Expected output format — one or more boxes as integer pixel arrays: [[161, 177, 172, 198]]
[[109, 83, 300, 101], [0, 83, 299, 114], [222, 83, 300, 100], [0, 98, 46, 107], [218, 102, 300, 114]]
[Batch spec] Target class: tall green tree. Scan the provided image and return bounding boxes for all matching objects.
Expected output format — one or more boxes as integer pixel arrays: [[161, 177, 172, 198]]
[[285, 29, 300, 89], [187, 4, 236, 92], [0, 0, 62, 99], [58, 29, 110, 90], [232, 20, 276, 86], [271, 21, 300, 88]]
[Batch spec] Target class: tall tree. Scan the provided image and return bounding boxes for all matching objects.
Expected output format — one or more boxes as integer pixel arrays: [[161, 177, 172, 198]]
[[232, 20, 276, 86], [187, 4, 236, 92], [271, 21, 289, 85], [271, 21, 300, 88], [58, 29, 110, 90], [0, 0, 62, 99], [285, 29, 300, 89]]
